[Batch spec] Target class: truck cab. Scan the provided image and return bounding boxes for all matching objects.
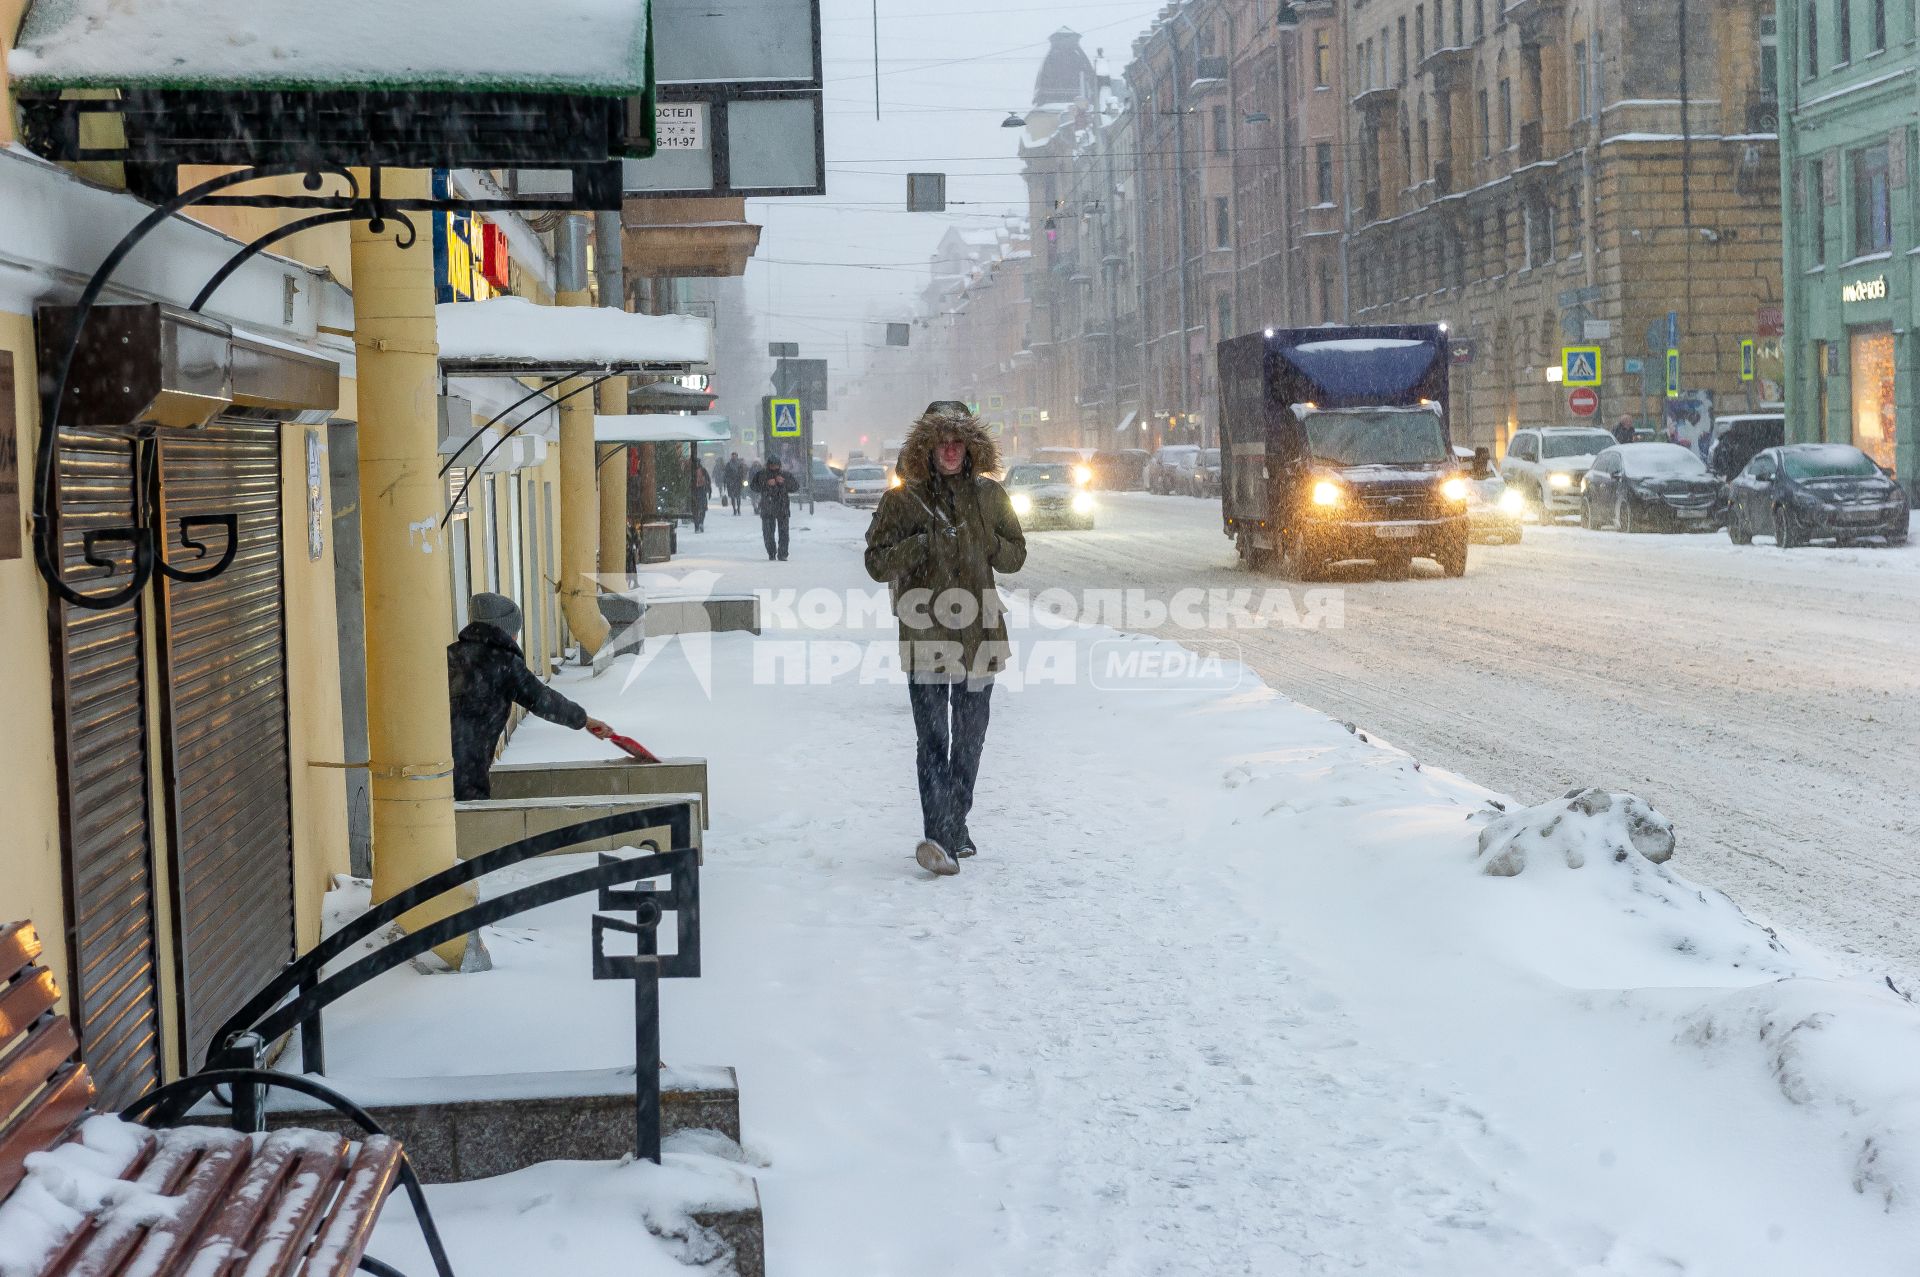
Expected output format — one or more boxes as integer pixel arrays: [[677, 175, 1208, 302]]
[[1218, 325, 1473, 579]]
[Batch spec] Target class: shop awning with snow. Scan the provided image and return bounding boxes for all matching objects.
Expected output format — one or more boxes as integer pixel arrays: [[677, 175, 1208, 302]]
[[10, 0, 657, 206], [436, 297, 714, 378], [594, 415, 732, 445], [629, 381, 717, 412]]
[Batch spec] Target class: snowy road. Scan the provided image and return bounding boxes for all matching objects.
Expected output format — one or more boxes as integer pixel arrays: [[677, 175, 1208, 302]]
[[1018, 493, 1920, 981]]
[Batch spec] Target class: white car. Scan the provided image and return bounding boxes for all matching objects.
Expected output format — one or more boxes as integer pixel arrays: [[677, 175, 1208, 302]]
[[842, 464, 892, 508], [1004, 462, 1096, 530], [1502, 426, 1619, 521]]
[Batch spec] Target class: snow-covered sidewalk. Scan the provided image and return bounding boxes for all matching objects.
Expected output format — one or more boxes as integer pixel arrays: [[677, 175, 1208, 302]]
[[332, 506, 1920, 1275]]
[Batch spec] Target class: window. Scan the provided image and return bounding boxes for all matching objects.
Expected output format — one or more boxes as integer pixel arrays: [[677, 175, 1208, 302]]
[[1419, 113, 1431, 176], [1436, 0, 1447, 47], [1805, 1, 1819, 74], [1873, 0, 1889, 50], [1478, 89, 1491, 155], [1500, 78, 1513, 148], [1809, 156, 1828, 266], [1455, 0, 1465, 44], [1574, 41, 1591, 120], [1839, 0, 1853, 63], [1398, 16, 1409, 82], [1416, 7, 1426, 62], [1316, 142, 1335, 203], [1212, 105, 1228, 155], [1381, 27, 1391, 84], [1318, 259, 1334, 322], [1314, 29, 1332, 86], [1507, 433, 1537, 462], [1217, 293, 1233, 340], [1851, 328, 1898, 471], [1474, 0, 1485, 38], [1853, 142, 1892, 253], [1215, 196, 1231, 249]]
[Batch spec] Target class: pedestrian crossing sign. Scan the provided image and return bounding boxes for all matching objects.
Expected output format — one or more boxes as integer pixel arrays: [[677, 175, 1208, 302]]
[[1665, 349, 1681, 398], [770, 397, 802, 438], [1562, 346, 1603, 387], [1740, 339, 1756, 382]]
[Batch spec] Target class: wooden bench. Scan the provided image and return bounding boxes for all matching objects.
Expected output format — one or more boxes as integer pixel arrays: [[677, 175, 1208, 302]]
[[0, 921, 448, 1277]]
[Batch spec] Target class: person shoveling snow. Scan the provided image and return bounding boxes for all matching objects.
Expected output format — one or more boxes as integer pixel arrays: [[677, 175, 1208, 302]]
[[448, 592, 614, 799]]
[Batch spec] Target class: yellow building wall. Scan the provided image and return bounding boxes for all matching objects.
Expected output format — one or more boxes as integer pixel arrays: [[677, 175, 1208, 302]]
[[0, 310, 69, 994]]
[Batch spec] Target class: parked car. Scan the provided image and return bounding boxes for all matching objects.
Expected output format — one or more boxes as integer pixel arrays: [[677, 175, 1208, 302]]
[[1188, 448, 1222, 497], [1580, 443, 1723, 532], [1091, 448, 1150, 491], [809, 457, 843, 503], [1725, 444, 1910, 547], [1502, 426, 1619, 521], [1454, 446, 1524, 543], [1004, 462, 1096, 530], [1706, 414, 1786, 482], [841, 463, 891, 508], [1147, 445, 1201, 494]]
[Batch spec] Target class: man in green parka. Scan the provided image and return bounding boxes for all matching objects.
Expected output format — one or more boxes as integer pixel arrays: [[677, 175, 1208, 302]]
[[865, 402, 1028, 876]]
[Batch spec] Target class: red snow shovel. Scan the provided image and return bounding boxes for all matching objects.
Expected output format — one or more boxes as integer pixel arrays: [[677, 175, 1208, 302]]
[[608, 732, 662, 764]]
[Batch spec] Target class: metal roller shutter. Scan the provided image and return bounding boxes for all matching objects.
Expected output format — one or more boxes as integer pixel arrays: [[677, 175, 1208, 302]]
[[46, 428, 164, 1110], [154, 421, 296, 1070]]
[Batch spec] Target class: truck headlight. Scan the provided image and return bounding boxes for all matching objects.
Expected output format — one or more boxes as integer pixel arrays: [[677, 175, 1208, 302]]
[[1071, 491, 1095, 514], [1073, 464, 1093, 487], [1441, 477, 1470, 503], [1548, 472, 1575, 491], [1498, 487, 1526, 515], [1311, 480, 1343, 507], [1010, 492, 1033, 516]]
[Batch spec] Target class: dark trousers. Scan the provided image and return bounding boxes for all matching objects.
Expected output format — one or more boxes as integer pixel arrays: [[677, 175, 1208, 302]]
[[693, 495, 708, 531], [727, 487, 743, 514], [908, 679, 993, 851], [761, 513, 790, 559]]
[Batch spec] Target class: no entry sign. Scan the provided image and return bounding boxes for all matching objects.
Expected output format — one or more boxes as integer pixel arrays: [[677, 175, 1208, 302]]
[[1568, 387, 1599, 417]]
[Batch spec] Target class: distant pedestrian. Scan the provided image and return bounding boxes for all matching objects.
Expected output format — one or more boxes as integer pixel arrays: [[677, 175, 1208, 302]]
[[864, 401, 1026, 877], [751, 455, 801, 561], [691, 460, 712, 532], [448, 593, 612, 800], [722, 452, 747, 515], [1612, 415, 1636, 446]]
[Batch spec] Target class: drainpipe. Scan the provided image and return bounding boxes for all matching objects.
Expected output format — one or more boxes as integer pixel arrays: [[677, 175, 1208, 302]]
[[1170, 14, 1196, 432], [593, 210, 630, 587], [351, 168, 474, 968], [554, 215, 612, 657]]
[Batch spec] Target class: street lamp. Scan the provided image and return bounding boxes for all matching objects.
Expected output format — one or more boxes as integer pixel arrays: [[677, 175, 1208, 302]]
[[1001, 112, 1027, 128]]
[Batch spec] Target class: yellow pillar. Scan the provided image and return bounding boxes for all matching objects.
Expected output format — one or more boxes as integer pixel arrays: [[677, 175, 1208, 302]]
[[597, 378, 630, 586], [352, 171, 473, 968], [555, 216, 611, 656]]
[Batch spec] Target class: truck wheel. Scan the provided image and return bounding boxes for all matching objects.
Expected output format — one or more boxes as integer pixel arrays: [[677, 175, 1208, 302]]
[[1437, 535, 1468, 578], [1280, 530, 1323, 581]]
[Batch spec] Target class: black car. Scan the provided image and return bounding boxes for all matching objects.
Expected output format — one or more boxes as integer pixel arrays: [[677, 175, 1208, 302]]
[[1726, 444, 1910, 547], [1580, 443, 1722, 532]]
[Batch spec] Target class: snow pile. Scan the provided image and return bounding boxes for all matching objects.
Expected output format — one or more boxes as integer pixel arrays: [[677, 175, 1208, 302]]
[[1475, 787, 1675, 876], [368, 1133, 760, 1277], [1676, 978, 1920, 1213], [0, 1117, 170, 1277]]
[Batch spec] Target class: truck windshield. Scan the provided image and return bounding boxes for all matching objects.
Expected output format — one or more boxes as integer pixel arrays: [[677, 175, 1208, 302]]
[[1304, 412, 1447, 467]]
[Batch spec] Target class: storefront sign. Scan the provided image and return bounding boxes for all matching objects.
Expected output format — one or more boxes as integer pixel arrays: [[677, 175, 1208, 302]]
[[655, 104, 706, 151], [305, 429, 325, 561], [0, 352, 16, 560], [1842, 275, 1888, 304]]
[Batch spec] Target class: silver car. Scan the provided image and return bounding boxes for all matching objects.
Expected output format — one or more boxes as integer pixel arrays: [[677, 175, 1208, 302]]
[[842, 464, 892, 508], [1005, 463, 1096, 530], [1502, 426, 1619, 521]]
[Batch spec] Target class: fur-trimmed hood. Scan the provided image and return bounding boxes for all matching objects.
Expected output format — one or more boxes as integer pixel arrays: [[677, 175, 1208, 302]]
[[897, 407, 1001, 483]]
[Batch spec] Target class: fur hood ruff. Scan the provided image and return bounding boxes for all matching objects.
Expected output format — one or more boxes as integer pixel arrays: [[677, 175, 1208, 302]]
[[897, 407, 1001, 483]]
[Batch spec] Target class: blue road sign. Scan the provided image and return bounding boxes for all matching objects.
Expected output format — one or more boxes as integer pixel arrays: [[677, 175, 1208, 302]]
[[770, 397, 802, 437], [1666, 311, 1680, 349]]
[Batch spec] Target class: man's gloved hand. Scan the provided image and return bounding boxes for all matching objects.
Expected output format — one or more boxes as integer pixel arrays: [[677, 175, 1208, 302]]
[[584, 718, 615, 739]]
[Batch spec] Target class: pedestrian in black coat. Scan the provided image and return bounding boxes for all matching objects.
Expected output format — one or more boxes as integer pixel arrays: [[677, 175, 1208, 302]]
[[448, 593, 611, 799], [691, 461, 713, 532], [722, 453, 747, 515], [750, 456, 801, 560]]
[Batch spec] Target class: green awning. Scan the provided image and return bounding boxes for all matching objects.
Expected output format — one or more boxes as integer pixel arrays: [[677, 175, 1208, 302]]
[[10, 0, 652, 95]]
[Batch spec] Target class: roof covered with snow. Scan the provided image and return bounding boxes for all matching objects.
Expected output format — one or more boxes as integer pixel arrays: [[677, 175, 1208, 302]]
[[436, 297, 712, 375], [10, 0, 652, 93], [594, 414, 731, 444]]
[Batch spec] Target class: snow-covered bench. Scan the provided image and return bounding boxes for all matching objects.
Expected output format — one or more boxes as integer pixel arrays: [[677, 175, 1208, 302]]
[[0, 920, 453, 1277]]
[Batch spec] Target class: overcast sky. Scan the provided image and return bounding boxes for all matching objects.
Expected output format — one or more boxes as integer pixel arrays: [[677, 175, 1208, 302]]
[[740, 0, 1161, 362]]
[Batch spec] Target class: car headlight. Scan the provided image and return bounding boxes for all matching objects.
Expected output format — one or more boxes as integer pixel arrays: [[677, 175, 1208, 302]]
[[889, 473, 903, 489], [1548, 472, 1575, 491], [1010, 492, 1033, 516], [1441, 476, 1470, 503], [1498, 487, 1526, 515], [1071, 491, 1095, 514], [1073, 465, 1093, 487], [1311, 480, 1343, 507]]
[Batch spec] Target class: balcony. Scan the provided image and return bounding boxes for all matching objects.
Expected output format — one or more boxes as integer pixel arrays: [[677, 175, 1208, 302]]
[[1351, 83, 1400, 117], [1416, 45, 1474, 90]]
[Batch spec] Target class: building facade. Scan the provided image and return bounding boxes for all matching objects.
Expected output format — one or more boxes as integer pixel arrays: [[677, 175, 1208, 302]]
[[1779, 0, 1919, 490]]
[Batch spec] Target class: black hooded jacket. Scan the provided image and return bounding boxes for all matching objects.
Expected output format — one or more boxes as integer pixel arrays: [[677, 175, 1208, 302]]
[[448, 621, 588, 799]]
